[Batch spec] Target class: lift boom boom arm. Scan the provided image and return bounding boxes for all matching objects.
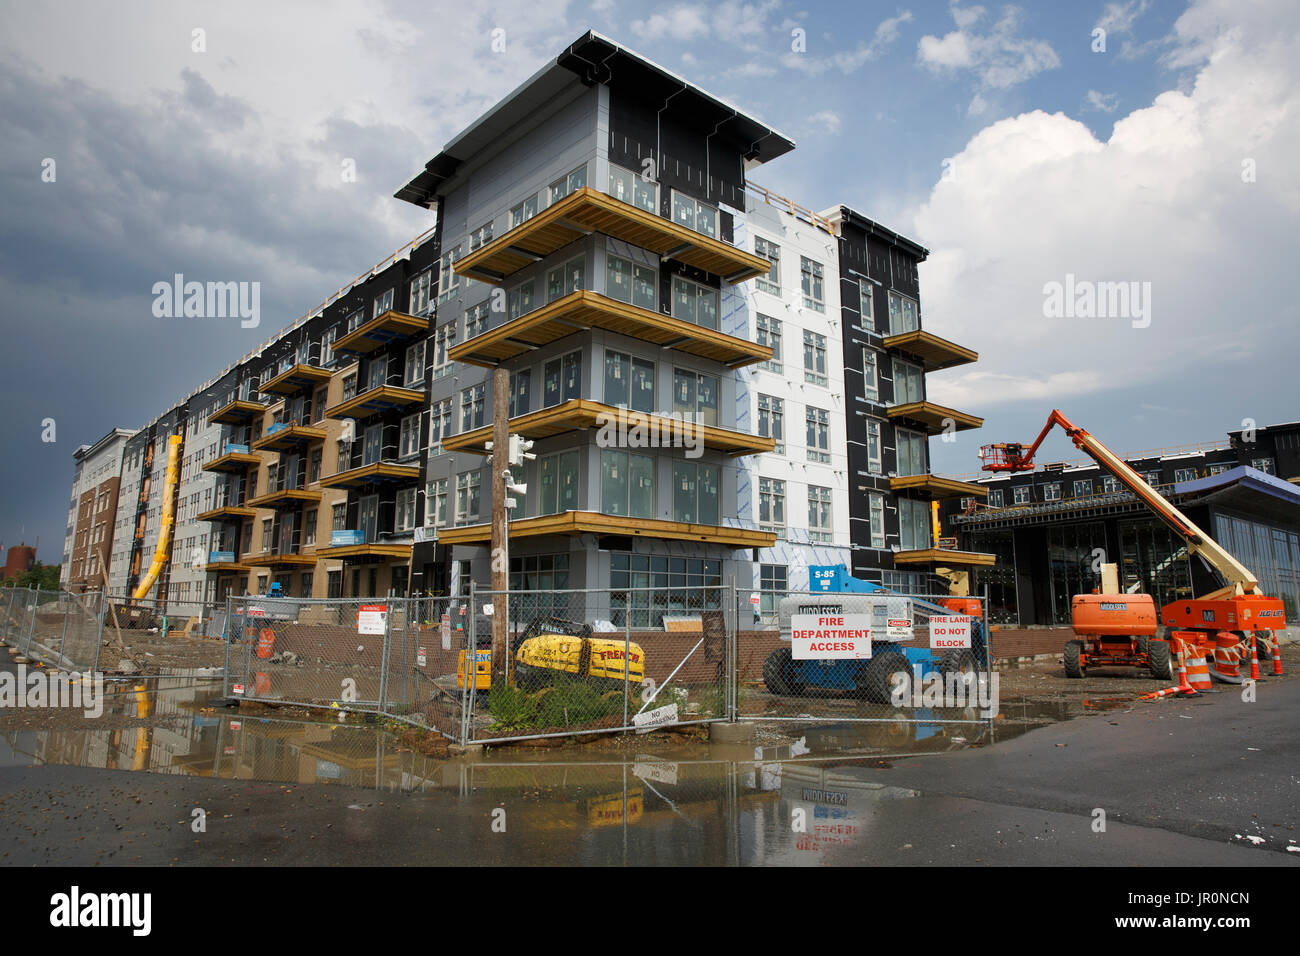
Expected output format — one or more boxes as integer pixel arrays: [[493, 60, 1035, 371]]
[[980, 410, 1260, 596]]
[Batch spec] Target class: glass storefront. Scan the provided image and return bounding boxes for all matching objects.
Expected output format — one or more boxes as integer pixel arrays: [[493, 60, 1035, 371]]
[[968, 530, 1018, 625], [1119, 519, 1193, 612], [1046, 522, 1107, 624], [1213, 512, 1300, 621]]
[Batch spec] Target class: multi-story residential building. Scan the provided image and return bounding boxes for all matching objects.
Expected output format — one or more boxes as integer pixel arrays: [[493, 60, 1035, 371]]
[[946, 420, 1300, 626], [60, 428, 135, 591], [62, 31, 987, 618]]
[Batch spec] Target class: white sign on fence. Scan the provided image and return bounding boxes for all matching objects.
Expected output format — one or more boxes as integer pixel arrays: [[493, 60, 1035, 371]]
[[417, 647, 427, 667], [790, 614, 872, 660], [357, 604, 387, 635], [929, 615, 972, 649], [633, 703, 679, 734], [440, 613, 451, 651]]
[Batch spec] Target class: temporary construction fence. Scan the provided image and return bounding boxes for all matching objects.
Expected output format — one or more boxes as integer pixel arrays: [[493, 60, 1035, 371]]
[[0, 587, 105, 672], [224, 585, 739, 745], [734, 588, 996, 726]]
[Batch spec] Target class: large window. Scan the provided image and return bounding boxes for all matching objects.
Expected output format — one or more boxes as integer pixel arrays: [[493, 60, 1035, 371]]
[[437, 244, 461, 305], [756, 314, 782, 372], [429, 399, 452, 452], [546, 257, 585, 302], [673, 461, 720, 525], [395, 487, 417, 532], [898, 498, 931, 551], [806, 406, 830, 463], [1073, 478, 1093, 497], [1044, 482, 1062, 501], [671, 276, 719, 329], [888, 291, 919, 334], [510, 195, 538, 228], [362, 423, 382, 466], [759, 564, 787, 620], [893, 358, 923, 404], [538, 451, 580, 515], [673, 369, 718, 426], [404, 341, 425, 387], [1252, 458, 1276, 475], [468, 220, 493, 251], [1013, 485, 1032, 505], [896, 428, 927, 477], [456, 472, 481, 524], [601, 450, 654, 518], [759, 478, 785, 535], [869, 493, 886, 548], [670, 190, 717, 238], [510, 554, 571, 597], [988, 488, 1004, 507], [507, 280, 536, 320], [606, 255, 657, 310], [544, 351, 581, 407], [605, 352, 654, 412], [803, 330, 828, 386], [808, 485, 832, 543], [859, 278, 874, 323], [372, 288, 394, 317], [867, 420, 882, 473], [801, 256, 824, 311], [425, 478, 447, 528], [549, 164, 588, 204], [409, 268, 433, 315], [758, 395, 784, 453], [510, 370, 532, 418], [1102, 475, 1122, 494], [608, 165, 657, 213], [399, 413, 421, 458], [863, 350, 880, 401], [465, 302, 489, 338], [432, 322, 456, 379], [754, 237, 780, 294], [610, 554, 722, 628], [461, 384, 485, 431]]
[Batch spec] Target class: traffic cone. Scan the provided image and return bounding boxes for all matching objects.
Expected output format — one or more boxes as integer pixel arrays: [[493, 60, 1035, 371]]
[[1248, 633, 1262, 682], [1270, 633, 1284, 677], [1175, 642, 1197, 697]]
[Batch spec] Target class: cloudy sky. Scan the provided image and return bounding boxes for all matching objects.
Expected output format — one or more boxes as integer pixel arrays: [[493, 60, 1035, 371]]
[[2, 0, 1297, 562]]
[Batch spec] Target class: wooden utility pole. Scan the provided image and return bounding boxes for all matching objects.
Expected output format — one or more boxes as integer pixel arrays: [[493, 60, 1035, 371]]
[[490, 367, 509, 681]]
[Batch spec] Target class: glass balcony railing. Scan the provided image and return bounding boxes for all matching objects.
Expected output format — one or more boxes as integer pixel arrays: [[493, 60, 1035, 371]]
[[330, 530, 365, 546]]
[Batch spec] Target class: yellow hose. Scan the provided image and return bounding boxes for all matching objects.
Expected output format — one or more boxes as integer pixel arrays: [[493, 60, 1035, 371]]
[[132, 434, 183, 600]]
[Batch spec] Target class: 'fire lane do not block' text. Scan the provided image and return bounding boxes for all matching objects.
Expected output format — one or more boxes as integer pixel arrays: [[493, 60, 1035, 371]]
[[929, 615, 972, 650], [790, 615, 872, 660]]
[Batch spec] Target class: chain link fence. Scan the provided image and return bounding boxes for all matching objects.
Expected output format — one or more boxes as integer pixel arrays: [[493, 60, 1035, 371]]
[[735, 587, 996, 726], [0, 587, 105, 671]]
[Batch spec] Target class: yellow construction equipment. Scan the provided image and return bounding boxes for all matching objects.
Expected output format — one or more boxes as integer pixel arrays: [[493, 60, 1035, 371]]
[[132, 434, 182, 600]]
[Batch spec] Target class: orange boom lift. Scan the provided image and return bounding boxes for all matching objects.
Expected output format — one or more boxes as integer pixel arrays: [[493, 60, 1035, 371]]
[[980, 410, 1286, 677]]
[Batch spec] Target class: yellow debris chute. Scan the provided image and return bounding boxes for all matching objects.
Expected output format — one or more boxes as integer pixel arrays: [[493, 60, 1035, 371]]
[[131, 434, 183, 600]]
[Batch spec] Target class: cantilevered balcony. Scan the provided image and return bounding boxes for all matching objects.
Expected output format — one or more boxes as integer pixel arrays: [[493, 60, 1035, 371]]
[[448, 290, 771, 369], [316, 529, 413, 560], [332, 310, 429, 356], [251, 422, 328, 452], [325, 384, 426, 420], [453, 187, 772, 285], [893, 546, 997, 568], [243, 548, 318, 568], [436, 511, 776, 549], [258, 364, 332, 397], [889, 474, 988, 500], [887, 401, 983, 436], [882, 330, 978, 372], [198, 502, 257, 522], [204, 551, 251, 573], [442, 399, 775, 457], [210, 398, 265, 426], [202, 443, 261, 474], [318, 461, 421, 489], [246, 487, 322, 509]]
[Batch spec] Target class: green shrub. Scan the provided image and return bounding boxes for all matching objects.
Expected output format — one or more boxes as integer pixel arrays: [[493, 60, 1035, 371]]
[[488, 681, 538, 731]]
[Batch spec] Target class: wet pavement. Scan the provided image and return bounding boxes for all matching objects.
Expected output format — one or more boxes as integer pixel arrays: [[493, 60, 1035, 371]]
[[1, 652, 1297, 865]]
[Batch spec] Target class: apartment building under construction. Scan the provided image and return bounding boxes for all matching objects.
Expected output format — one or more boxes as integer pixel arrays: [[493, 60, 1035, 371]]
[[61, 31, 987, 617]]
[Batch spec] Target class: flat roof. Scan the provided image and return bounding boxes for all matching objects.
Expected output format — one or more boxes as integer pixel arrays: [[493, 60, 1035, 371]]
[[395, 30, 796, 208], [829, 205, 929, 261]]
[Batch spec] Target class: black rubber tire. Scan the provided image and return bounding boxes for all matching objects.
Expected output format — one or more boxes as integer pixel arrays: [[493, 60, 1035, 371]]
[[1064, 640, 1085, 679], [762, 647, 795, 696], [940, 649, 980, 690], [862, 651, 911, 705], [1147, 639, 1173, 680], [1254, 630, 1274, 662]]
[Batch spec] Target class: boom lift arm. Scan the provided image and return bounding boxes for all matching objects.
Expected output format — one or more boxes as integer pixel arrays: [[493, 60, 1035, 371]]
[[979, 410, 1261, 598]]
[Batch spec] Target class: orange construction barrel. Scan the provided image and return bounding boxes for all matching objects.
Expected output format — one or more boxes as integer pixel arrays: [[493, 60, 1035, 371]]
[[1210, 631, 1242, 684], [256, 627, 276, 659], [1185, 651, 1212, 691]]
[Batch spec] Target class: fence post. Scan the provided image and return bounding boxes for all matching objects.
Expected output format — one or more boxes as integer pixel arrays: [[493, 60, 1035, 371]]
[[222, 594, 233, 696], [463, 581, 476, 745], [57, 590, 72, 666], [728, 583, 737, 722], [22, 585, 39, 655], [378, 596, 392, 713]]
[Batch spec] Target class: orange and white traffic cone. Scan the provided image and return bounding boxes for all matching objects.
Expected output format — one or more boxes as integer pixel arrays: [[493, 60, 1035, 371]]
[[1270, 633, 1284, 677], [1176, 641, 1197, 697], [1248, 633, 1262, 682]]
